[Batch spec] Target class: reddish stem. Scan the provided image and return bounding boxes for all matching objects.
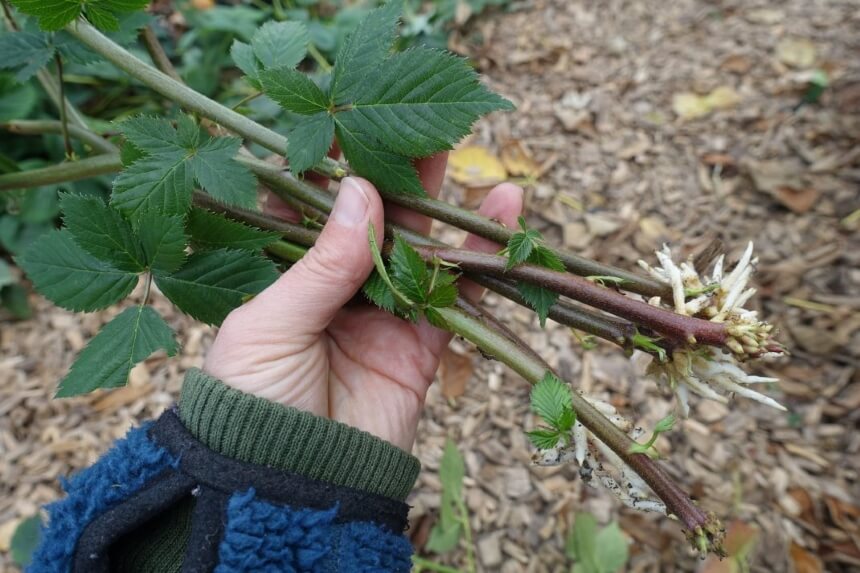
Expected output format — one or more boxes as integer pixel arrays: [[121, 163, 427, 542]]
[[414, 246, 729, 347]]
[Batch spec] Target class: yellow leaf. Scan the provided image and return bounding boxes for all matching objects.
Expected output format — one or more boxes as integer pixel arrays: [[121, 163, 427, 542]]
[[672, 93, 712, 120], [191, 0, 215, 9], [705, 86, 741, 109], [500, 140, 541, 179], [777, 38, 816, 68], [673, 86, 740, 120], [448, 145, 507, 186]]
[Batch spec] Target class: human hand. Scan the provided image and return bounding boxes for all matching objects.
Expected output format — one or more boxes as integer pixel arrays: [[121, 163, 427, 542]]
[[203, 154, 523, 450]]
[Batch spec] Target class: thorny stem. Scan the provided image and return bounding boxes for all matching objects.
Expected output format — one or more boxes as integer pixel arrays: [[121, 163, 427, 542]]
[[64, 18, 668, 297], [139, 25, 183, 83], [2, 120, 115, 154], [413, 246, 729, 347], [65, 19, 344, 178], [54, 55, 74, 158], [434, 306, 723, 553], [0, 141, 657, 354], [258, 232, 722, 554]]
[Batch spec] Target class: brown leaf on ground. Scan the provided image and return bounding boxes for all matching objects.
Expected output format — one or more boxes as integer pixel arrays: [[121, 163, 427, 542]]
[[790, 542, 824, 573], [439, 347, 473, 400]]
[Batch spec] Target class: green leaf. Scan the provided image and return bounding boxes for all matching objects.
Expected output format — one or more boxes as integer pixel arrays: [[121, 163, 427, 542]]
[[427, 438, 465, 553], [60, 193, 146, 272], [505, 222, 538, 269], [0, 31, 55, 82], [334, 115, 425, 196], [557, 406, 576, 432], [10, 514, 41, 567], [439, 438, 465, 497], [427, 271, 458, 308], [390, 235, 428, 305], [529, 243, 564, 271], [1, 283, 32, 319], [530, 372, 573, 430], [112, 153, 194, 218], [594, 522, 629, 573], [362, 270, 396, 313], [340, 47, 513, 157], [116, 116, 257, 215], [155, 249, 278, 325], [230, 40, 261, 86], [331, 0, 402, 104], [9, 0, 82, 31], [86, 3, 121, 31], [187, 208, 278, 252], [135, 211, 187, 273], [566, 513, 598, 567], [260, 67, 330, 115], [15, 229, 138, 312], [654, 413, 676, 434], [287, 113, 335, 174], [425, 520, 462, 554], [55, 305, 179, 397], [0, 73, 38, 121], [188, 136, 257, 209], [517, 281, 557, 327], [10, 0, 149, 31], [0, 259, 13, 289], [251, 21, 309, 70], [526, 427, 563, 450]]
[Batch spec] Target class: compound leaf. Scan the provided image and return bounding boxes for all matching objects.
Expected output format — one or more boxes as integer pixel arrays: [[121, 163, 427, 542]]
[[112, 153, 193, 218], [9, 0, 82, 31], [230, 39, 261, 86], [119, 116, 183, 156], [135, 211, 187, 274], [334, 115, 424, 196], [15, 229, 138, 312], [390, 235, 428, 305], [251, 20, 308, 70], [331, 0, 402, 104], [260, 67, 329, 115], [154, 248, 278, 325], [60, 193, 146, 272], [55, 305, 178, 397], [188, 136, 257, 209], [187, 208, 278, 252], [530, 372, 574, 430], [287, 113, 335, 174], [341, 47, 513, 157], [526, 428, 564, 450], [517, 281, 557, 327], [0, 31, 55, 82], [362, 270, 397, 313]]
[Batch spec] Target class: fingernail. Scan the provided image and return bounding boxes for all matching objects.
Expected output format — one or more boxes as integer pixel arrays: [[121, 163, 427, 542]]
[[332, 177, 369, 227]]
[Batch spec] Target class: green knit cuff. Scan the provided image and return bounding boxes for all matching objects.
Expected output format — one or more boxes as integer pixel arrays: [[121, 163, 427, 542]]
[[178, 368, 420, 501]]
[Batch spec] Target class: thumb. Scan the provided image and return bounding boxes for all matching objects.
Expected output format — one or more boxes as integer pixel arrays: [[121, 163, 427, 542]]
[[247, 176, 384, 334]]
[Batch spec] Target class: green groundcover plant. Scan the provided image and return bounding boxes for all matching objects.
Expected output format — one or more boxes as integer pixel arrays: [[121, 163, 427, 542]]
[[0, 0, 793, 558]]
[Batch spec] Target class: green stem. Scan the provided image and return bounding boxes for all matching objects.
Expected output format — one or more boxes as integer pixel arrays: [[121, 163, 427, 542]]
[[54, 55, 73, 158], [307, 43, 332, 72], [433, 306, 717, 545], [2, 120, 115, 154], [63, 17, 666, 297], [65, 19, 344, 178], [231, 91, 263, 110], [456, 496, 476, 573], [265, 240, 308, 263], [0, 154, 121, 191]]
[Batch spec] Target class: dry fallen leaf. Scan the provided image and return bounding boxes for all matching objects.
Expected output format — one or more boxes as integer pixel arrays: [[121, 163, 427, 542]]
[[439, 347, 473, 399], [789, 542, 824, 573], [500, 140, 541, 179], [0, 518, 21, 552], [777, 38, 817, 69], [448, 146, 507, 187], [673, 86, 740, 120], [743, 158, 820, 213], [191, 0, 215, 9]]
